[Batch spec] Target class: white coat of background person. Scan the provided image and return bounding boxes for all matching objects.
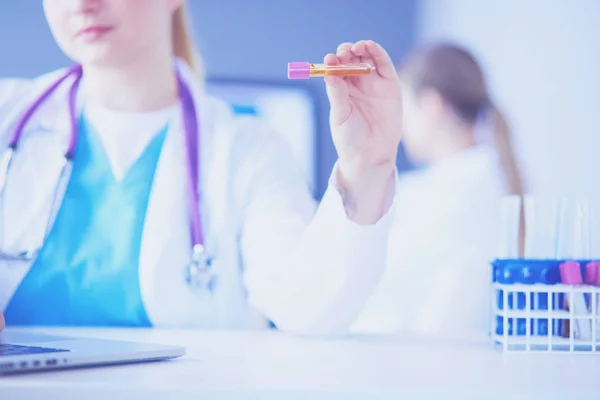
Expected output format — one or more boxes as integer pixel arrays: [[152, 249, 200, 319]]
[[0, 0, 404, 334], [351, 43, 525, 336]]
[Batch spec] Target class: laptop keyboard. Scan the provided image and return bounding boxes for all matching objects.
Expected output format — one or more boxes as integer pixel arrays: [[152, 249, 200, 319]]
[[0, 343, 69, 357]]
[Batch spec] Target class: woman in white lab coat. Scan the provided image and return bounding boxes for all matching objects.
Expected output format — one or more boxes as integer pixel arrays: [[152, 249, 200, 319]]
[[351, 43, 525, 336], [0, 1, 403, 334]]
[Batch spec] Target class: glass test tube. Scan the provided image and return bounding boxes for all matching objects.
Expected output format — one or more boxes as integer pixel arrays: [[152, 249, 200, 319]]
[[288, 62, 374, 80]]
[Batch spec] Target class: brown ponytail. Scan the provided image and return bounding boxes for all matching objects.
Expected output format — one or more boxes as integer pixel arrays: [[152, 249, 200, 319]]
[[487, 105, 523, 196], [487, 104, 526, 256], [172, 4, 204, 78]]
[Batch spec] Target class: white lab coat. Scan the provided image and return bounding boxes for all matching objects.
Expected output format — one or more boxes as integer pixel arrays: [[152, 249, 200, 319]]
[[351, 146, 506, 336], [0, 60, 397, 334]]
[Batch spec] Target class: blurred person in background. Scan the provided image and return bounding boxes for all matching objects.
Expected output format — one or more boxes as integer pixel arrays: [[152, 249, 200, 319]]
[[0, 0, 403, 334], [351, 42, 524, 336]]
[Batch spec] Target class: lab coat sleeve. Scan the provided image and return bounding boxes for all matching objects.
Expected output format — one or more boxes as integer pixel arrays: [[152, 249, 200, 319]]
[[234, 118, 398, 335]]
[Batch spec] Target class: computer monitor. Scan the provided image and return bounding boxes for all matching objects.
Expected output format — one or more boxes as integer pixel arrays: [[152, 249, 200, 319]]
[[205, 78, 319, 195]]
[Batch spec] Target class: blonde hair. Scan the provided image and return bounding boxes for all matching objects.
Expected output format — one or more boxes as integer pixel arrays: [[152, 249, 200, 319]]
[[171, 3, 204, 78]]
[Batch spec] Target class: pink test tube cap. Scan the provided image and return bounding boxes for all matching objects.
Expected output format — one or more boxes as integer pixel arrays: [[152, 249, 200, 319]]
[[585, 262, 599, 285], [288, 62, 310, 80], [559, 261, 583, 284]]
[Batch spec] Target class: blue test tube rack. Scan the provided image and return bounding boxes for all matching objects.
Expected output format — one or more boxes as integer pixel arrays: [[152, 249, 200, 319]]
[[490, 259, 600, 352]]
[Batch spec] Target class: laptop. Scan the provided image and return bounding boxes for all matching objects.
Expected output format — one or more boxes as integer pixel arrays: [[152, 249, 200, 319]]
[[0, 330, 185, 375]]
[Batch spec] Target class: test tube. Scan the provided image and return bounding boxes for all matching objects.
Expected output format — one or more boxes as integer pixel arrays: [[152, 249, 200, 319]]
[[497, 195, 522, 259], [288, 62, 374, 80], [556, 197, 592, 259], [523, 196, 561, 259]]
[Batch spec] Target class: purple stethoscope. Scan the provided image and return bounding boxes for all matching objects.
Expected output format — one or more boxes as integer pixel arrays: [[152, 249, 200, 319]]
[[0, 65, 215, 291]]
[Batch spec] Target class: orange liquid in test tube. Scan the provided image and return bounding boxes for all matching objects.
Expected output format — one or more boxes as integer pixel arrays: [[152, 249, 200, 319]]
[[288, 62, 374, 79]]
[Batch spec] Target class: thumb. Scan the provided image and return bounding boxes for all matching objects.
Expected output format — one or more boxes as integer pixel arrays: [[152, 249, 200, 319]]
[[0, 311, 5, 332], [323, 54, 351, 126]]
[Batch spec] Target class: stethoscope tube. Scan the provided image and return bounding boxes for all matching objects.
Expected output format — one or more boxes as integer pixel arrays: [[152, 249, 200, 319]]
[[9, 65, 83, 158]]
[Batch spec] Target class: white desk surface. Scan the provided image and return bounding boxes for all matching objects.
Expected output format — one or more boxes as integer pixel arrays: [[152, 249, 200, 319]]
[[0, 327, 599, 399]]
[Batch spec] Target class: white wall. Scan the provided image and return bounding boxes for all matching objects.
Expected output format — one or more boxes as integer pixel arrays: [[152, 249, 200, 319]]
[[417, 0, 600, 198]]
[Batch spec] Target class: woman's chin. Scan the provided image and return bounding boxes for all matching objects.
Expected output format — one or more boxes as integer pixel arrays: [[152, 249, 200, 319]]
[[72, 47, 125, 68]]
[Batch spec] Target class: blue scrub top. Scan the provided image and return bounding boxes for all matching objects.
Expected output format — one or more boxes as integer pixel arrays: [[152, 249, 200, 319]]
[[4, 114, 168, 327]]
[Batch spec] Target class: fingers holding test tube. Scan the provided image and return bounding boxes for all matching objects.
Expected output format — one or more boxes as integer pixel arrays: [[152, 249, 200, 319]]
[[322, 42, 366, 90], [348, 40, 397, 80], [290, 40, 403, 224], [311, 40, 403, 158], [323, 40, 401, 126]]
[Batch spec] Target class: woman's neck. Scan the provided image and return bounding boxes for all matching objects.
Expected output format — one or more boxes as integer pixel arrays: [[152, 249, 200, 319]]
[[427, 125, 477, 163], [81, 55, 178, 112]]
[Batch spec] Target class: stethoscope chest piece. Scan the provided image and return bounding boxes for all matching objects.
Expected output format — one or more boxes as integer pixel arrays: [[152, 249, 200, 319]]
[[184, 244, 216, 292]]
